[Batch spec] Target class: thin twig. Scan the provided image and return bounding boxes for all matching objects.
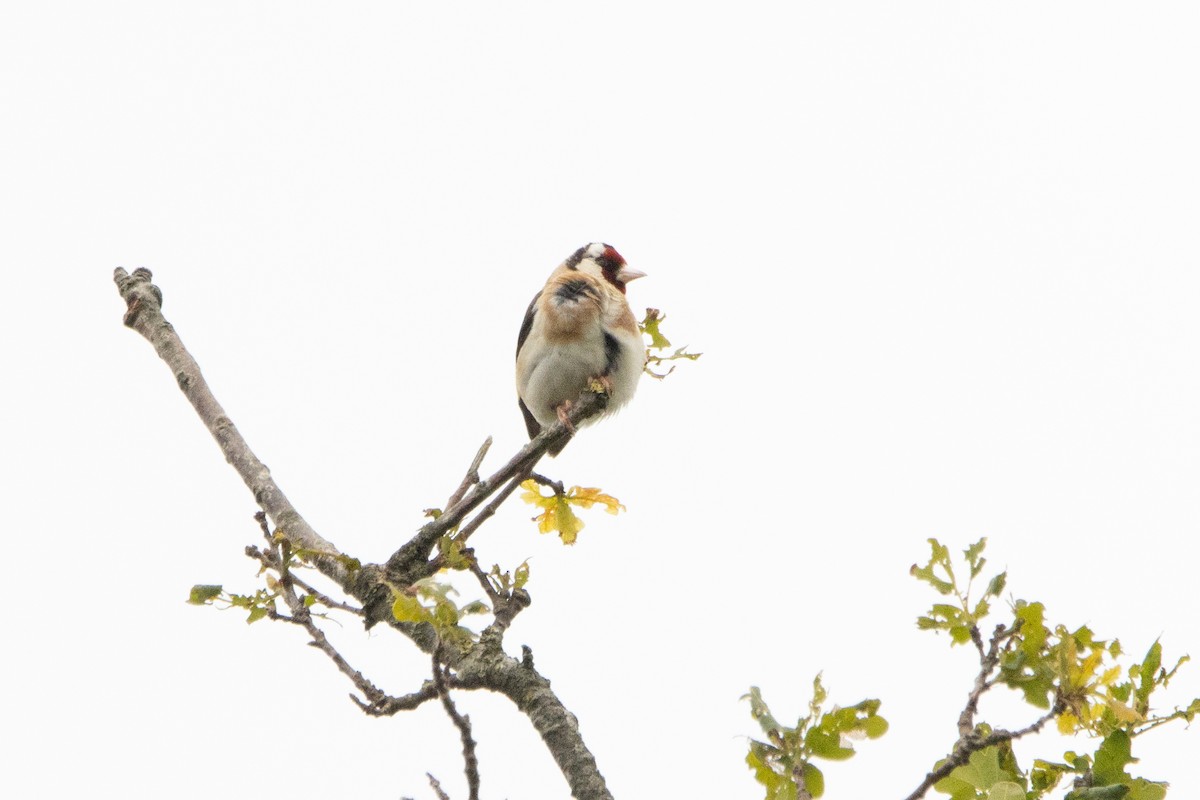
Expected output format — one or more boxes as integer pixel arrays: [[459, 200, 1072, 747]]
[[386, 391, 607, 575], [530, 472, 565, 495], [434, 643, 481, 800], [287, 573, 365, 616], [903, 703, 1062, 800], [466, 557, 504, 606], [426, 773, 451, 800], [250, 512, 365, 615], [457, 472, 531, 544], [957, 623, 1012, 737], [447, 437, 493, 510], [264, 547, 438, 715]]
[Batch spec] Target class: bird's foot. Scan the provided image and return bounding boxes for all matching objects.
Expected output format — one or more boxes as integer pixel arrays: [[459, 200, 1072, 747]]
[[555, 400, 577, 433]]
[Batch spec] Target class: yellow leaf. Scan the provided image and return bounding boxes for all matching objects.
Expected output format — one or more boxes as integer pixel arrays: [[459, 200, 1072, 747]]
[[520, 479, 554, 509], [1105, 695, 1144, 724], [551, 498, 584, 544], [530, 495, 584, 543], [1057, 711, 1079, 735], [520, 480, 625, 543], [568, 486, 626, 515], [1099, 666, 1122, 688]]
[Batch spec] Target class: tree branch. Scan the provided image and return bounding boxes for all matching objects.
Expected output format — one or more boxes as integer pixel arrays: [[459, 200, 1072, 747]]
[[434, 644, 481, 800], [426, 773, 451, 800], [903, 702, 1062, 800], [957, 623, 1012, 737], [258, 543, 440, 715], [113, 267, 607, 621], [455, 628, 613, 800], [383, 392, 607, 580], [114, 268, 350, 585], [445, 437, 493, 511], [114, 268, 615, 799]]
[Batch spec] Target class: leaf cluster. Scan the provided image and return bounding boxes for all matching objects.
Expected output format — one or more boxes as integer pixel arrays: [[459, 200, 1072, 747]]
[[912, 539, 1199, 800], [187, 583, 285, 624], [519, 480, 624, 544], [640, 308, 701, 379], [390, 577, 491, 649], [744, 676, 888, 799]]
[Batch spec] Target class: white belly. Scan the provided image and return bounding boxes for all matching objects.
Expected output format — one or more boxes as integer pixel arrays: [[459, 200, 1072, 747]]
[[518, 323, 643, 428]]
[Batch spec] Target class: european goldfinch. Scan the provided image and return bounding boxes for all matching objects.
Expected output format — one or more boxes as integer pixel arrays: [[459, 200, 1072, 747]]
[[516, 243, 646, 454]]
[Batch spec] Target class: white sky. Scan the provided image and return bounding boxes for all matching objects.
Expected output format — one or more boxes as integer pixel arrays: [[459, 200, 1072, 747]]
[[3, 3, 1199, 798]]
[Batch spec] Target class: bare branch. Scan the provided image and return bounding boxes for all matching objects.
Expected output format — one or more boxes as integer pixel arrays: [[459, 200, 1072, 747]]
[[287, 573, 365, 616], [264, 549, 439, 714], [426, 773, 451, 800], [530, 472, 565, 495], [434, 645, 481, 800], [446, 437, 493, 510], [457, 473, 529, 545], [456, 628, 613, 800], [957, 623, 1013, 737], [113, 268, 350, 585]]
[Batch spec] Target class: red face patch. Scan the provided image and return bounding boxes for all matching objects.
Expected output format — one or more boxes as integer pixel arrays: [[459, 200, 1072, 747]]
[[602, 245, 625, 265]]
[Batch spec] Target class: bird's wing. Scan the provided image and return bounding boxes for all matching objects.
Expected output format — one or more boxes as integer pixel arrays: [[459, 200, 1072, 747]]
[[518, 397, 542, 440], [516, 290, 541, 360]]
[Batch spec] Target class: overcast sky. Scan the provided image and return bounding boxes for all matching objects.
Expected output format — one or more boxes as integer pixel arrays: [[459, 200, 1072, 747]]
[[4, 3, 1199, 799]]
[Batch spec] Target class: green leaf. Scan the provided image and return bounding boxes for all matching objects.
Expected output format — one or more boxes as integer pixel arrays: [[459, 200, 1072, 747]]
[[246, 606, 269, 624], [460, 600, 490, 616], [746, 745, 780, 792], [514, 560, 530, 588], [805, 728, 853, 760], [965, 538, 988, 578], [433, 600, 459, 628], [437, 535, 472, 570], [1124, 781, 1166, 800], [1136, 641, 1161, 709], [1065, 786, 1130, 799], [1015, 601, 1047, 655], [391, 594, 430, 624], [1093, 731, 1132, 785], [987, 782, 1025, 800], [639, 308, 672, 349], [744, 686, 784, 737], [940, 746, 1021, 795], [911, 538, 956, 595], [862, 714, 889, 738], [802, 762, 825, 798], [188, 584, 223, 604], [950, 625, 974, 645], [1031, 758, 1074, 795]]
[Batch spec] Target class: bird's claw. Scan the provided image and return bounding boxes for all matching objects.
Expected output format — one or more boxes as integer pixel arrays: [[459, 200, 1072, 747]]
[[556, 401, 576, 433]]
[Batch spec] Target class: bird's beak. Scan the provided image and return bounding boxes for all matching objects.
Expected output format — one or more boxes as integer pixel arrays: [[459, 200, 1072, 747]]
[[617, 267, 647, 284]]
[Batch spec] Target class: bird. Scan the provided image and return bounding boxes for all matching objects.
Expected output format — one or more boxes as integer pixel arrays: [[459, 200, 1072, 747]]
[[516, 243, 646, 455]]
